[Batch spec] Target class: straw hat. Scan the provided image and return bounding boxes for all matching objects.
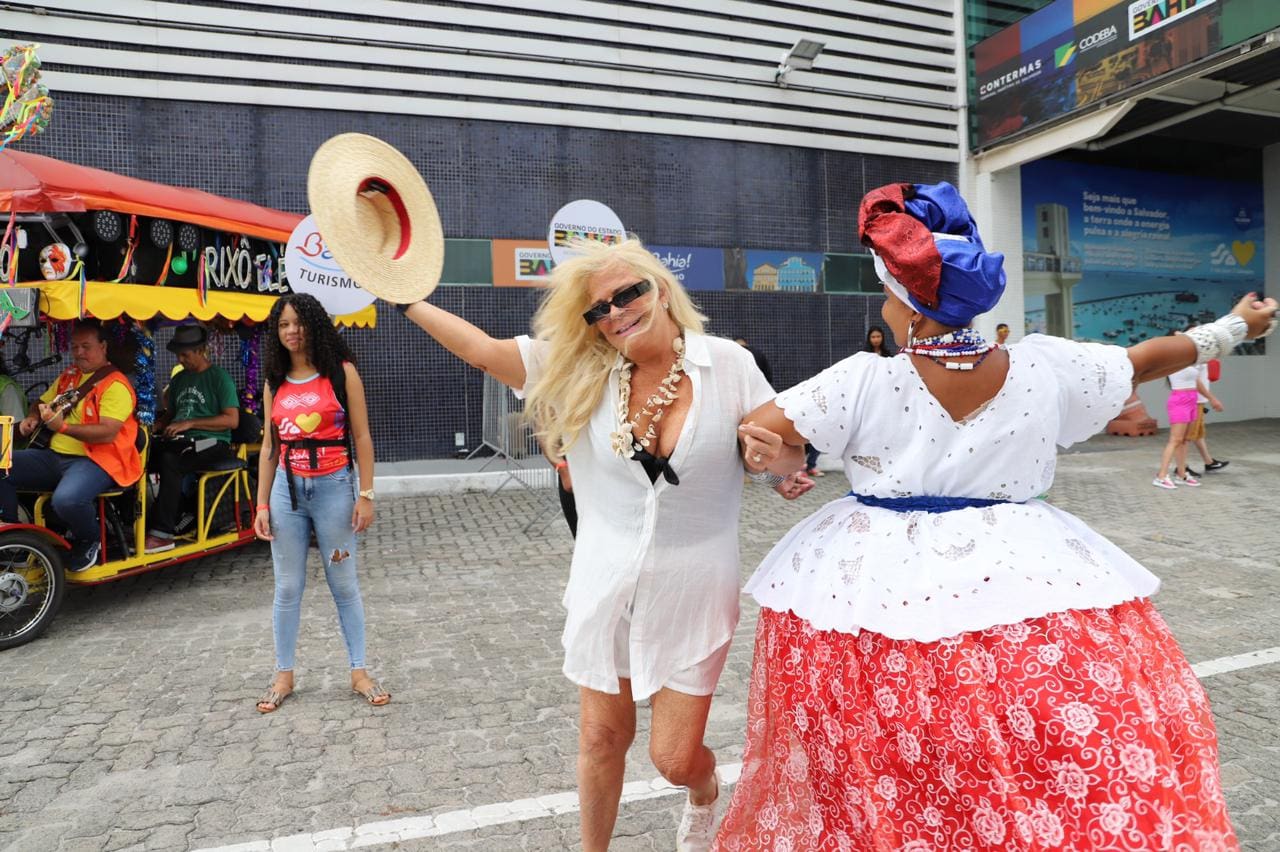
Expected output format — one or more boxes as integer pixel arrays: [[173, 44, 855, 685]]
[[306, 133, 444, 304]]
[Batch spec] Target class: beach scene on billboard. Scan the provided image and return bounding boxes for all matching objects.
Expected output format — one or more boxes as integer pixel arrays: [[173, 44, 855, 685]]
[[1021, 158, 1264, 354]]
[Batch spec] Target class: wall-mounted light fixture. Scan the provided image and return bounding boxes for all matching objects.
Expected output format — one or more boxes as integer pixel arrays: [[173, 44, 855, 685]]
[[775, 38, 825, 87]]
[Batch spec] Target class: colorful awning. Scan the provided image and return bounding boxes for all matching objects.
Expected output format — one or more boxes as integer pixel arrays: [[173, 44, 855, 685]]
[[25, 280, 375, 328], [0, 150, 303, 242]]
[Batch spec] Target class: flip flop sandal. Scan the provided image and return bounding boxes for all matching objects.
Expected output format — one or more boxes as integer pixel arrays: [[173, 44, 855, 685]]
[[256, 686, 292, 714], [353, 681, 391, 706]]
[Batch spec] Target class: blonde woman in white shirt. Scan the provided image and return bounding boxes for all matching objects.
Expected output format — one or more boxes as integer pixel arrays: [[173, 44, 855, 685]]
[[395, 237, 811, 851]]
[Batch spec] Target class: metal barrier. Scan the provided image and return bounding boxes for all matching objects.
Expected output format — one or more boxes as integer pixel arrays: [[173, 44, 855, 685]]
[[468, 374, 560, 531]]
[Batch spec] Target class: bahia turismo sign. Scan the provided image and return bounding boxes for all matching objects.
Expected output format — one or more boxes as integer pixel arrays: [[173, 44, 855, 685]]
[[971, 0, 1277, 149], [649, 245, 724, 291]]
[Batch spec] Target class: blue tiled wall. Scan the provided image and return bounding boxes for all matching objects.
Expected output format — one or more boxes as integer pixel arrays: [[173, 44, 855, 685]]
[[25, 93, 955, 460]]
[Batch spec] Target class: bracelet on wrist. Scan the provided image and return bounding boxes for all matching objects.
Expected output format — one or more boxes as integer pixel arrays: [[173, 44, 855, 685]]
[[747, 469, 786, 488], [57, 422, 69, 434], [1181, 314, 1248, 364], [256, 504, 269, 513]]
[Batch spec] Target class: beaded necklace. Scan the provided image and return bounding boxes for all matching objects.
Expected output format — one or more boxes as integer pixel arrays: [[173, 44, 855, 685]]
[[901, 323, 999, 372], [610, 335, 685, 458]]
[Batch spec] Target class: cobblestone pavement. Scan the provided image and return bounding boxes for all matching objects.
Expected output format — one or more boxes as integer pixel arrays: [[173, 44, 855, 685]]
[[2, 420, 1278, 851]]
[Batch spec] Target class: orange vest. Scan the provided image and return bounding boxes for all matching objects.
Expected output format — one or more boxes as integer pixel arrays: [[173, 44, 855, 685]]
[[55, 368, 142, 486]]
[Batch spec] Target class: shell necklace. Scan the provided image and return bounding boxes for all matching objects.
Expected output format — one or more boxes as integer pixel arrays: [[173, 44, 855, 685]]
[[611, 335, 685, 458]]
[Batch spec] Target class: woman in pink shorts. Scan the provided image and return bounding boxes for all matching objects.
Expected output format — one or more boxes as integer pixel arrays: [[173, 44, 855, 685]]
[[1153, 363, 1208, 488]]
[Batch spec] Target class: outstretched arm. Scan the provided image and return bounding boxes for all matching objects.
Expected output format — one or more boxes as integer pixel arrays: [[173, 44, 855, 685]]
[[399, 301, 526, 389], [1127, 293, 1276, 384]]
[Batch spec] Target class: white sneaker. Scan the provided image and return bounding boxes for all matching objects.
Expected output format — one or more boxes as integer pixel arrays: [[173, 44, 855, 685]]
[[676, 771, 722, 851], [1152, 476, 1176, 490]]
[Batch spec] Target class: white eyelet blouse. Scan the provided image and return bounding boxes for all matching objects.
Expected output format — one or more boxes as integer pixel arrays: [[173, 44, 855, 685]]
[[515, 332, 775, 700], [745, 334, 1159, 642]]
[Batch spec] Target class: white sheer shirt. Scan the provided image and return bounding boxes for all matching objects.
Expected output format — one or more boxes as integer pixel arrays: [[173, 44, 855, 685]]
[[514, 332, 775, 700]]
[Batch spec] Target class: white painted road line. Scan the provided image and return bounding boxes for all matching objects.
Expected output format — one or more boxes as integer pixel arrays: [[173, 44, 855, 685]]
[[194, 765, 742, 852], [1191, 645, 1280, 678], [194, 646, 1280, 852]]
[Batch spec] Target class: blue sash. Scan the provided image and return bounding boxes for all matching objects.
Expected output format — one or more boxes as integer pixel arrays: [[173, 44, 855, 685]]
[[849, 492, 1013, 514]]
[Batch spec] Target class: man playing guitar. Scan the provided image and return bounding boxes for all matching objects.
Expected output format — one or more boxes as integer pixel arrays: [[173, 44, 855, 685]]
[[0, 319, 142, 572]]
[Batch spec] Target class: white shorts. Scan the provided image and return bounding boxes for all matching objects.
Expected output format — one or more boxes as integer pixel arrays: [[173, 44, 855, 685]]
[[612, 606, 731, 697]]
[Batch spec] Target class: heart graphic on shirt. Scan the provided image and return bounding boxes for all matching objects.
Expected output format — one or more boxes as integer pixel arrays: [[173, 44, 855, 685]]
[[295, 412, 322, 433]]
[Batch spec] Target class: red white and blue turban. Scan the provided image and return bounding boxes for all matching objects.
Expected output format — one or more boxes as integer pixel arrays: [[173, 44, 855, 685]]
[[858, 181, 1006, 328]]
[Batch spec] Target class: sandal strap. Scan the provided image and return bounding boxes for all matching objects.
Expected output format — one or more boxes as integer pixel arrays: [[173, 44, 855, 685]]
[[356, 682, 389, 702]]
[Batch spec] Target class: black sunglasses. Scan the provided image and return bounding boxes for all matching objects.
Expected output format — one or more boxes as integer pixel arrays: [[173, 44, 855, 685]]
[[582, 279, 653, 325]]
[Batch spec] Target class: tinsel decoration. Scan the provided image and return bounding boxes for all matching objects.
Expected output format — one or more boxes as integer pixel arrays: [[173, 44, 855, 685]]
[[155, 242, 172, 286], [197, 247, 207, 306], [76, 261, 86, 318], [240, 326, 261, 415], [0, 45, 54, 152], [51, 318, 69, 355], [111, 215, 138, 283], [207, 326, 224, 362], [131, 322, 156, 426]]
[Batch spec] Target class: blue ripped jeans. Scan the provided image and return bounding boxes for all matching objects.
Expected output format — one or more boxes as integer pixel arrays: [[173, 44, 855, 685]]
[[268, 467, 366, 671]]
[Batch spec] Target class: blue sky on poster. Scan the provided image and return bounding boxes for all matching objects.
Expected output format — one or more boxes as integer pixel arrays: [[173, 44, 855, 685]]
[[1021, 159, 1263, 303]]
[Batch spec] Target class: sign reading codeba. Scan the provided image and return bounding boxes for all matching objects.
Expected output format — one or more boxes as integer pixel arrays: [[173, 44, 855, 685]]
[[971, 0, 1238, 148]]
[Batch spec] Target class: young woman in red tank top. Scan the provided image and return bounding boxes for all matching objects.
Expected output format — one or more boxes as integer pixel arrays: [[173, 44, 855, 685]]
[[253, 293, 388, 713]]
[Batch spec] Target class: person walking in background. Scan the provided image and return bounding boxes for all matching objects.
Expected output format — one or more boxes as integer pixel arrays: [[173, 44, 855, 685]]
[[1154, 360, 1218, 489], [864, 325, 893, 357], [995, 322, 1011, 345], [253, 294, 386, 713], [803, 442, 823, 478], [734, 337, 772, 384], [1185, 360, 1228, 477], [543, 444, 577, 537]]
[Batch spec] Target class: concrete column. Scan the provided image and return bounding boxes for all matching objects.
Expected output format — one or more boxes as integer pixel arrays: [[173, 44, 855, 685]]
[[967, 167, 1025, 341]]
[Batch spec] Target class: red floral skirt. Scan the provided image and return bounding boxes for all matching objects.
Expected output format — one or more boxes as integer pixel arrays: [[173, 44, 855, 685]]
[[715, 601, 1237, 851]]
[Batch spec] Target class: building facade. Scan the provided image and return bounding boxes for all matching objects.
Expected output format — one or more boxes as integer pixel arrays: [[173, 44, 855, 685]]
[[6, 1, 962, 459]]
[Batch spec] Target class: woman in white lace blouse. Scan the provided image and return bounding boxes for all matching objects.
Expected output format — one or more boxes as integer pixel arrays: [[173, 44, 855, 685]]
[[718, 181, 1277, 850]]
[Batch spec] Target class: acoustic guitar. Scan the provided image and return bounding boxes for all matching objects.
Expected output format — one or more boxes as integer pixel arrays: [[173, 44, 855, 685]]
[[26, 367, 119, 450]]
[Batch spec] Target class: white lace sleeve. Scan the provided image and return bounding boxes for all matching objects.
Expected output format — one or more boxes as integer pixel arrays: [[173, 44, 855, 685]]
[[1018, 334, 1134, 447], [511, 335, 549, 400], [774, 353, 870, 455]]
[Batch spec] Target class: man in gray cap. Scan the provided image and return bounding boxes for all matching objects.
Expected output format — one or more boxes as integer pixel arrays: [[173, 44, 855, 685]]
[[145, 324, 240, 553]]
